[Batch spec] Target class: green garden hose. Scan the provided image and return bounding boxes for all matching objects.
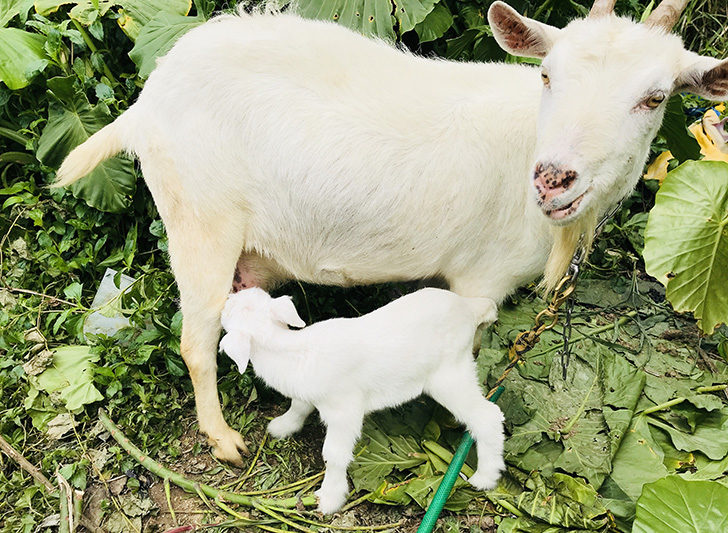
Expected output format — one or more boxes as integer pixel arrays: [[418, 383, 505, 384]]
[[417, 385, 505, 532]]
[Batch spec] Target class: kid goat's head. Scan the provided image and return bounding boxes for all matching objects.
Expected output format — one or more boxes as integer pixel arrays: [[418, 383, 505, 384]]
[[487, 0, 728, 285]]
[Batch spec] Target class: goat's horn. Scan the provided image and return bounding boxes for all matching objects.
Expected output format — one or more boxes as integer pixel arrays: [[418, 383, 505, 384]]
[[644, 0, 688, 29], [589, 0, 617, 17]]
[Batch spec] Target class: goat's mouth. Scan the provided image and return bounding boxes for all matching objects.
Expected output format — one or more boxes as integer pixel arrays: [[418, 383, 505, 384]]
[[544, 191, 588, 221]]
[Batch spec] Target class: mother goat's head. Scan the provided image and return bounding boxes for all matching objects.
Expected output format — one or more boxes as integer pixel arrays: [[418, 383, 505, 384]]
[[488, 0, 728, 284]]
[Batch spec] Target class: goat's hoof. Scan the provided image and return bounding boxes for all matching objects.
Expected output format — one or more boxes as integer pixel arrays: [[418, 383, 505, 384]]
[[267, 416, 302, 439], [314, 488, 347, 515], [211, 429, 250, 466], [469, 462, 504, 491]]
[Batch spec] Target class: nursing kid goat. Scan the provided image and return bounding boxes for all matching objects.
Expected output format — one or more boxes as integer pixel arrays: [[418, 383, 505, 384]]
[[55, 0, 728, 464]]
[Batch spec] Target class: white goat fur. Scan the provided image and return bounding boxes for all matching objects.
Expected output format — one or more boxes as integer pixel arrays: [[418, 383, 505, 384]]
[[54, 2, 728, 463], [219, 287, 503, 513]]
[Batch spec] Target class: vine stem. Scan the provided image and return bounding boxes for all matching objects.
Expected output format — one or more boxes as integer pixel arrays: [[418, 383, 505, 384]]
[[97, 409, 316, 509]]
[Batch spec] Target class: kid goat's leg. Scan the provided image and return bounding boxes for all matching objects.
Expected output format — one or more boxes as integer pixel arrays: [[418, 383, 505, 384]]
[[316, 406, 364, 514], [426, 360, 505, 490], [268, 399, 315, 439]]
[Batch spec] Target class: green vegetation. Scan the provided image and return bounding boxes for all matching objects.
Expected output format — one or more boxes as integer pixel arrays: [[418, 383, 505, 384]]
[[1, 0, 727, 531]]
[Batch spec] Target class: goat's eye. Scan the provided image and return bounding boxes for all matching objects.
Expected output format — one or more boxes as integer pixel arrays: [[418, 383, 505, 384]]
[[541, 71, 550, 87], [643, 92, 666, 109]]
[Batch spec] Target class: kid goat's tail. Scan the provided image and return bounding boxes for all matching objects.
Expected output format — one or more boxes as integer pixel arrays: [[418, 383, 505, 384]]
[[53, 110, 134, 187]]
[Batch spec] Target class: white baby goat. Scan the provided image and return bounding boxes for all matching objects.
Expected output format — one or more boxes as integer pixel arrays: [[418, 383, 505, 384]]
[[55, 0, 728, 464], [219, 287, 503, 514]]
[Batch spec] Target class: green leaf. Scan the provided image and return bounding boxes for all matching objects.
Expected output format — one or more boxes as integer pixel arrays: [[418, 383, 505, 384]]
[[633, 476, 728, 533], [643, 160, 728, 334], [0, 27, 47, 90], [36, 80, 136, 212], [658, 95, 701, 163], [414, 2, 452, 43], [648, 410, 728, 461], [128, 11, 203, 78], [392, 0, 436, 34], [349, 421, 427, 492], [31, 345, 104, 411], [297, 0, 395, 41], [0, 0, 31, 27], [115, 0, 191, 40], [607, 416, 668, 502]]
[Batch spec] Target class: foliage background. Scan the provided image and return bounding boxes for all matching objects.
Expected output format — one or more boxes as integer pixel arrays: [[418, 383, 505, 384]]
[[1, 0, 727, 532]]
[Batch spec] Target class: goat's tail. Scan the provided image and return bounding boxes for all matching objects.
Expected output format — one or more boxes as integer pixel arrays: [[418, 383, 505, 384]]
[[53, 110, 134, 188]]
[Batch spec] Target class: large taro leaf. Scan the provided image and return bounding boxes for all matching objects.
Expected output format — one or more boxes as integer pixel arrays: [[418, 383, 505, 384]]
[[1, 0, 29, 26], [643, 160, 728, 334], [28, 345, 104, 412], [632, 476, 728, 533], [0, 27, 47, 89], [36, 77, 135, 212], [297, 0, 436, 41], [413, 2, 452, 43], [297, 0, 396, 41], [129, 11, 203, 78]]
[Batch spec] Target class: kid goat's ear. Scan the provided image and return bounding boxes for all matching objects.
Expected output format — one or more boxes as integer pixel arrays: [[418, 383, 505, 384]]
[[676, 53, 728, 101], [271, 296, 306, 328], [219, 331, 252, 373], [487, 1, 562, 59]]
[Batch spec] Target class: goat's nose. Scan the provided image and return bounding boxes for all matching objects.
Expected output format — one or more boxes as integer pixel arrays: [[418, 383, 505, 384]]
[[533, 162, 579, 205]]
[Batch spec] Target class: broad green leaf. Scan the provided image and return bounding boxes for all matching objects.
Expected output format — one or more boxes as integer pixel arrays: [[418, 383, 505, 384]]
[[297, 0, 395, 41], [633, 476, 728, 533], [648, 410, 728, 461], [414, 2, 452, 43], [392, 0, 436, 34], [115, 0, 191, 40], [128, 12, 203, 78], [607, 416, 667, 501], [37, 80, 136, 212], [31, 345, 103, 411], [349, 421, 426, 492], [658, 95, 701, 162], [643, 160, 728, 334], [0, 27, 47, 89], [1, 0, 31, 26]]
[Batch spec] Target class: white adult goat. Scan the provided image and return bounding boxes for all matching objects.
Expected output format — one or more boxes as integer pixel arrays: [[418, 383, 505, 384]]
[[55, 0, 728, 463], [219, 287, 502, 513]]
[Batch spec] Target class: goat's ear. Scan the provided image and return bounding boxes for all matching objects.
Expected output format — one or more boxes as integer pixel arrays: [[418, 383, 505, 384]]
[[676, 53, 728, 101], [487, 1, 561, 59], [271, 296, 306, 328], [219, 331, 251, 373]]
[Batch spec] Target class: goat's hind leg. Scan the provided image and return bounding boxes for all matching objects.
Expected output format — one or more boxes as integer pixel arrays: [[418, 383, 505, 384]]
[[164, 214, 254, 465], [316, 406, 364, 514], [426, 361, 505, 490], [268, 399, 314, 439]]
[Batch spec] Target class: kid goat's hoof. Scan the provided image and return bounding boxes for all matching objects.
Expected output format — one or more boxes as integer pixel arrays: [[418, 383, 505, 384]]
[[267, 416, 302, 439], [315, 487, 347, 515], [468, 462, 505, 491]]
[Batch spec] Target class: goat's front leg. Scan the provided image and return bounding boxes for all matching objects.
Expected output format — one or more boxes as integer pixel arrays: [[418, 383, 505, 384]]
[[316, 406, 364, 514], [268, 399, 315, 439]]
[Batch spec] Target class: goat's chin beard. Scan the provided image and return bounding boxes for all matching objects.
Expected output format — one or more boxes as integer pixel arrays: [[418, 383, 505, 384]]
[[540, 207, 598, 293]]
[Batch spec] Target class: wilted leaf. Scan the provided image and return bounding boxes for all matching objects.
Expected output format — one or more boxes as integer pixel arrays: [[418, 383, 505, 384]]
[[0, 27, 47, 89], [643, 160, 728, 334], [31, 345, 103, 411], [128, 11, 203, 77], [648, 410, 728, 461], [633, 476, 728, 533]]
